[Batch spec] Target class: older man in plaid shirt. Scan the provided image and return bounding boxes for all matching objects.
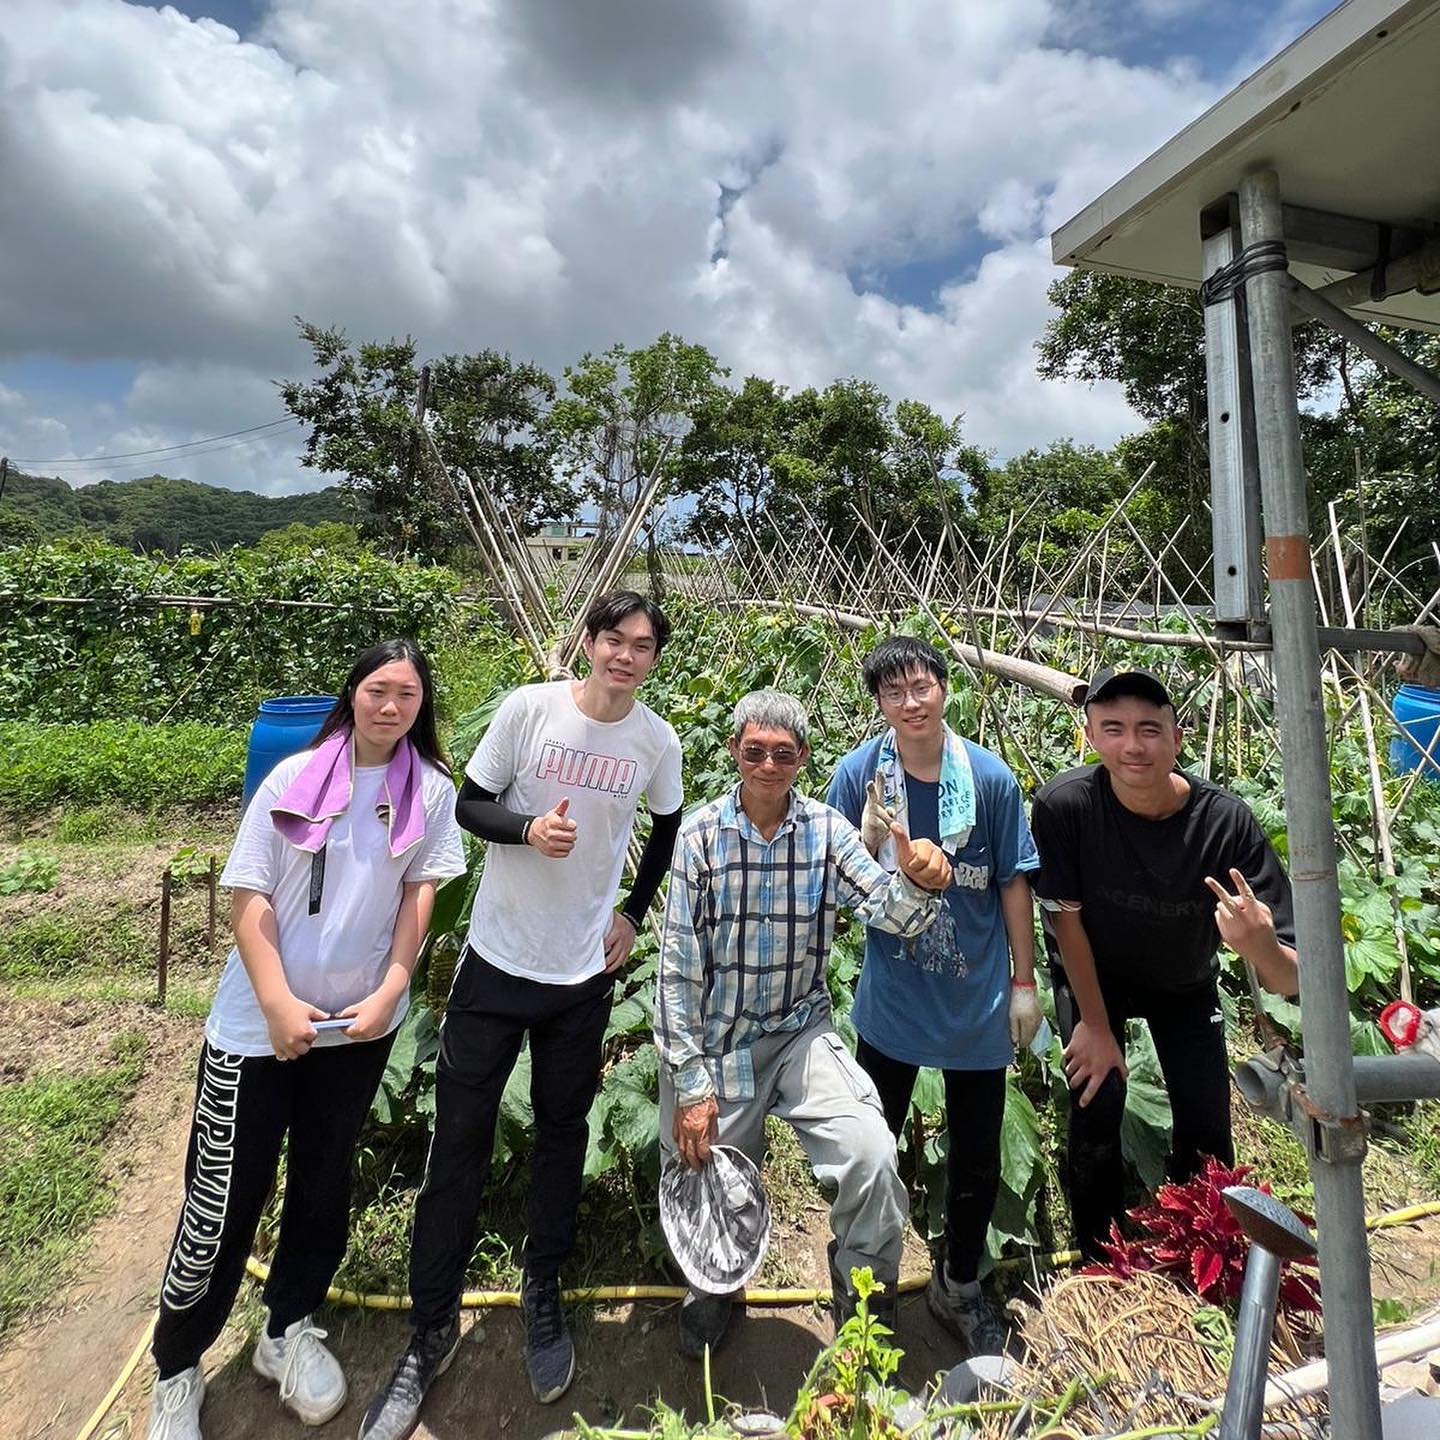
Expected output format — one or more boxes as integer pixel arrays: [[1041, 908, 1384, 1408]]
[[655, 689, 953, 1359]]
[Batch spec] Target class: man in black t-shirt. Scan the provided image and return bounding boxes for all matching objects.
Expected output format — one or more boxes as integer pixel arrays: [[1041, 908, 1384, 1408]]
[[1030, 666, 1298, 1260]]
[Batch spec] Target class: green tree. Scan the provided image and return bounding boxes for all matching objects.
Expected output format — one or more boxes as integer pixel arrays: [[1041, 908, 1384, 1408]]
[[253, 520, 365, 555], [972, 440, 1131, 587], [546, 333, 726, 594], [889, 398, 989, 543], [1302, 329, 1440, 604], [673, 375, 792, 543], [1036, 271, 1344, 577], [280, 322, 568, 561]]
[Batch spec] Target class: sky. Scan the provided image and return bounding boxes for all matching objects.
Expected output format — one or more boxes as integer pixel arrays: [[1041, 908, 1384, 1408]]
[[0, 0, 1337, 496]]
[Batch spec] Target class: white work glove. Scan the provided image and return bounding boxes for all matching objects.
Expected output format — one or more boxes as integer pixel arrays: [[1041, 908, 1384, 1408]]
[[1380, 1000, 1440, 1063], [860, 770, 896, 857], [1009, 982, 1043, 1051]]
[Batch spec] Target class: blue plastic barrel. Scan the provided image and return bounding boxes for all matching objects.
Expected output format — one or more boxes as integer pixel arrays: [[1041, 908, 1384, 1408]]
[[242, 695, 338, 807], [1390, 684, 1440, 781]]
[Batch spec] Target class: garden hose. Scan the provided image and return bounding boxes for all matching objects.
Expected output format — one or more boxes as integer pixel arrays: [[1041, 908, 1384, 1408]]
[[240, 1241, 1091, 1312], [74, 1314, 156, 1440], [74, 1199, 1440, 1440]]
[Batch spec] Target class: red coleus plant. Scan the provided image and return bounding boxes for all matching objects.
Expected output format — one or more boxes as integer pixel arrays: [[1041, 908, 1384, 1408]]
[[1087, 1158, 1321, 1315]]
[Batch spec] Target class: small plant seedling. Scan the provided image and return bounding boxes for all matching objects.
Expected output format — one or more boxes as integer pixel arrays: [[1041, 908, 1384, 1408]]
[[165, 846, 214, 883], [0, 851, 58, 896]]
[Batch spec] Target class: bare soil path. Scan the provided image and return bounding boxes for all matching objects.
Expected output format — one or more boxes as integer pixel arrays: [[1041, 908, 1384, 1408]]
[[0, 1000, 202, 1440]]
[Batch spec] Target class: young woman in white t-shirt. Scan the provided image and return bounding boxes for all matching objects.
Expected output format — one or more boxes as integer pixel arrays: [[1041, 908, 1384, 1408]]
[[147, 639, 467, 1440]]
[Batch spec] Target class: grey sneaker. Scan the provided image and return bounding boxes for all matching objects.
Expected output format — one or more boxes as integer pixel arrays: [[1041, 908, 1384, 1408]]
[[925, 1266, 1007, 1355], [677, 1289, 735, 1359], [357, 1319, 461, 1440], [147, 1367, 204, 1439], [252, 1314, 346, 1425], [521, 1273, 576, 1404]]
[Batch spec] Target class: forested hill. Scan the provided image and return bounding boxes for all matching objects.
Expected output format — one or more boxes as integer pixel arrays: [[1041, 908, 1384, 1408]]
[[0, 472, 359, 552]]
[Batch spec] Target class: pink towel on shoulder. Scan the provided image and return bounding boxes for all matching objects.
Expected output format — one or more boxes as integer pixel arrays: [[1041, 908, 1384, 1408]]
[[270, 727, 426, 858]]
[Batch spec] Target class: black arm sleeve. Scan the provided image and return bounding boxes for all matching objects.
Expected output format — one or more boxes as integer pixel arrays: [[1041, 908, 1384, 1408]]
[[454, 777, 531, 845], [619, 808, 683, 927]]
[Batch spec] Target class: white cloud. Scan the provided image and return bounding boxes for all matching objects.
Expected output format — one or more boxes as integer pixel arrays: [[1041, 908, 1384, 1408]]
[[0, 0, 1249, 494]]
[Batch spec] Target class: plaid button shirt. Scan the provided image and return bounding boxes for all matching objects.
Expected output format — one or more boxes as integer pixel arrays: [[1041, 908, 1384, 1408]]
[[655, 784, 942, 1105]]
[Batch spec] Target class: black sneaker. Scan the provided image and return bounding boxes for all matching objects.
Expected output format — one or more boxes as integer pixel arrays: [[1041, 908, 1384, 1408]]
[[521, 1273, 575, 1404], [357, 1319, 461, 1440], [677, 1289, 734, 1360]]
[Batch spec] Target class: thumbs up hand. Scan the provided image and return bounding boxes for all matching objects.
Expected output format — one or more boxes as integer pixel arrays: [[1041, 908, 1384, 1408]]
[[891, 822, 951, 891], [860, 770, 895, 856], [527, 797, 577, 858]]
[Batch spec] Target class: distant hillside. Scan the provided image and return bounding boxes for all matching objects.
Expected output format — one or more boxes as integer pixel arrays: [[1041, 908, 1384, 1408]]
[[0, 472, 361, 552]]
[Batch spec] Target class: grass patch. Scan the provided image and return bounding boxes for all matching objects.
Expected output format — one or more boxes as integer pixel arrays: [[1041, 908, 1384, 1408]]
[[431, 623, 526, 734], [52, 803, 164, 845], [0, 1032, 147, 1332], [0, 902, 149, 981], [0, 721, 246, 817]]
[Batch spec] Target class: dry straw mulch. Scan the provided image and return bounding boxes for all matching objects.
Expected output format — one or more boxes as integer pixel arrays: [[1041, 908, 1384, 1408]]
[[975, 1270, 1323, 1438]]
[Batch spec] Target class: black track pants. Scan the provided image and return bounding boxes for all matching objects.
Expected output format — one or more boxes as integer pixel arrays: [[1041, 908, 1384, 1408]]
[[152, 1033, 394, 1379], [1054, 973, 1232, 1261], [854, 1037, 1007, 1285], [406, 948, 614, 1329]]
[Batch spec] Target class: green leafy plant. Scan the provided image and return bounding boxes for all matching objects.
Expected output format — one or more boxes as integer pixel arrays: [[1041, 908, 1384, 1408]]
[[0, 537, 461, 725], [0, 851, 58, 895], [0, 721, 247, 816], [165, 846, 215, 883]]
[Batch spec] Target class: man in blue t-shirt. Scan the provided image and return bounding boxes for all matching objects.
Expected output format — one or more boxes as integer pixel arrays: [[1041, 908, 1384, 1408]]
[[827, 636, 1040, 1356]]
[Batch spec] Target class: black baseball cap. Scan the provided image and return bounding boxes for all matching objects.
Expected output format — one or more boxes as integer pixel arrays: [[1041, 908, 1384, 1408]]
[[1083, 666, 1175, 712]]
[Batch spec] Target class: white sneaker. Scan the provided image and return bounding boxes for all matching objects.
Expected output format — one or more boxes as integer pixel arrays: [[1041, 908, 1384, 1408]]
[[148, 1366, 204, 1439], [252, 1314, 347, 1425]]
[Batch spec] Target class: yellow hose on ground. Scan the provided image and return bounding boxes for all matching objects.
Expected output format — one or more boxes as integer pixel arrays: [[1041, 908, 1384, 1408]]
[[240, 1243, 1090, 1311], [76, 1201, 1440, 1440], [74, 1314, 156, 1440]]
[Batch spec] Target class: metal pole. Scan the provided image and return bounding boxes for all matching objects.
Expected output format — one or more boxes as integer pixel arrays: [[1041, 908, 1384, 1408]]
[[158, 868, 172, 1005], [1201, 212, 1265, 628], [1289, 277, 1440, 406], [1238, 167, 1382, 1440], [1235, 1053, 1440, 1117], [1219, 1244, 1281, 1440]]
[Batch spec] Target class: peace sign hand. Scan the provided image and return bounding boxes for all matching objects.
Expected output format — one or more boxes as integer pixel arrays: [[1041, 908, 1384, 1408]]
[[1204, 867, 1276, 958]]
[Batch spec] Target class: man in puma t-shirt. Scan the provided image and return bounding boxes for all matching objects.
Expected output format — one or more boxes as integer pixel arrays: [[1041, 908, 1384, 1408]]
[[1030, 666, 1298, 1260], [361, 592, 683, 1440]]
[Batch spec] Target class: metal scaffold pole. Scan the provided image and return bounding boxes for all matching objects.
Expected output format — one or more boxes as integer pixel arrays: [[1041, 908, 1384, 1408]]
[[1237, 167, 1382, 1440]]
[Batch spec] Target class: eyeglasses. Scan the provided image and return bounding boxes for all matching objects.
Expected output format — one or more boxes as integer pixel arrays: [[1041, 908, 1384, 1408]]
[[878, 679, 938, 706], [738, 743, 802, 767]]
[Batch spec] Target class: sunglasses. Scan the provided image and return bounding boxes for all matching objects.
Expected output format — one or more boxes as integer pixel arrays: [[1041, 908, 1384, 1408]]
[[738, 743, 802, 767]]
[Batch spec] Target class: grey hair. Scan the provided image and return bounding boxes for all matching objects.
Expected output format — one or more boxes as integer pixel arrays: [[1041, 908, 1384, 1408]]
[[731, 689, 809, 747]]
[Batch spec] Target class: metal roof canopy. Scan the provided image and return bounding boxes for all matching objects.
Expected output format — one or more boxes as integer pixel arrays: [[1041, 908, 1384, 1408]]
[[1052, 0, 1440, 331]]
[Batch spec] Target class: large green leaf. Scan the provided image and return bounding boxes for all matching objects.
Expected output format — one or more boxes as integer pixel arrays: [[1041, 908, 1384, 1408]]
[[602, 1048, 660, 1158], [910, 1067, 945, 1117], [1120, 1025, 1172, 1190], [449, 683, 519, 768], [428, 861, 481, 938], [998, 1073, 1042, 1198], [493, 1045, 533, 1170], [604, 996, 650, 1043]]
